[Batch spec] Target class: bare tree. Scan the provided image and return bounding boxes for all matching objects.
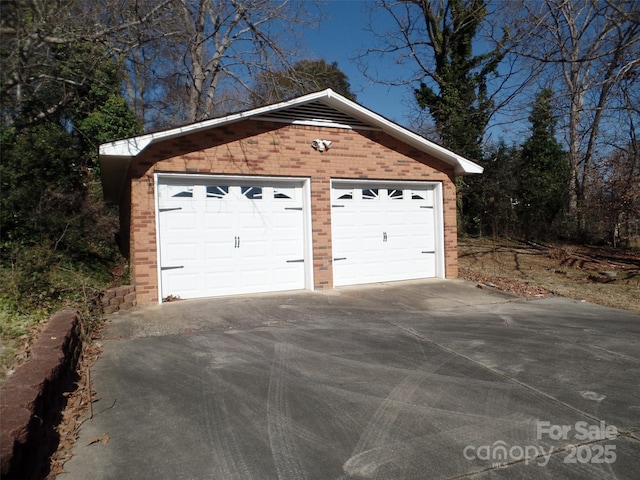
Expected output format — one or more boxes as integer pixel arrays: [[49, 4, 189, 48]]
[[512, 0, 640, 236], [584, 147, 640, 246], [0, 0, 96, 123], [0, 0, 170, 126], [117, 0, 313, 128], [358, 0, 532, 158], [95, 0, 179, 128], [2, 0, 315, 130]]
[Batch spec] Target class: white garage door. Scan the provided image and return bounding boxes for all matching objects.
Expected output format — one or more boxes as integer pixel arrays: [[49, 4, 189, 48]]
[[331, 182, 440, 286], [157, 176, 308, 300]]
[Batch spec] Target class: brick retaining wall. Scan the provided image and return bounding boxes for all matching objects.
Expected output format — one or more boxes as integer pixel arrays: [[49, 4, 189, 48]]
[[0, 309, 82, 480]]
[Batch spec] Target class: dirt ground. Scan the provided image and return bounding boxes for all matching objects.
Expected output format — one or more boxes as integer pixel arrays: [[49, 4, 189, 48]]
[[458, 237, 640, 313]]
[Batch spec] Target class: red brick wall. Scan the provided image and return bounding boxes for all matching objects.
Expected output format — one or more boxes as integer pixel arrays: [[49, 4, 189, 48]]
[[126, 121, 458, 304]]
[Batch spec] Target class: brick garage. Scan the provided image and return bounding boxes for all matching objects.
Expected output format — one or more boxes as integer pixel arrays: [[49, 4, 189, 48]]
[[100, 89, 482, 305]]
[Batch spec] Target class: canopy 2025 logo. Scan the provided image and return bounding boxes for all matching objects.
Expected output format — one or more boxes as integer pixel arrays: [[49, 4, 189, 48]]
[[462, 420, 618, 467]]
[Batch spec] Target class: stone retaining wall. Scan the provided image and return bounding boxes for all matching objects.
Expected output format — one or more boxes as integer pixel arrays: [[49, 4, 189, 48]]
[[0, 309, 82, 480], [99, 285, 136, 314]]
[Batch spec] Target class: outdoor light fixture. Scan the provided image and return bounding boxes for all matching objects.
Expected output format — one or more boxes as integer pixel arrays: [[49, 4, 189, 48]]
[[311, 139, 332, 152]]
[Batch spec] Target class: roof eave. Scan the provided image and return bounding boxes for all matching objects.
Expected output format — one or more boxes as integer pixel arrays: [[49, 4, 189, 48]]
[[98, 88, 483, 175], [100, 90, 335, 158], [99, 155, 131, 204], [319, 91, 483, 175]]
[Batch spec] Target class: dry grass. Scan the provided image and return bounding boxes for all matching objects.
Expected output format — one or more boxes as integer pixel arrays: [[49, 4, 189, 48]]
[[458, 237, 640, 313]]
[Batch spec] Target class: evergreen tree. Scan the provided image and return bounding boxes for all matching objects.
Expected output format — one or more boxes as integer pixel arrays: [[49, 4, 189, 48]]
[[1, 42, 142, 254], [515, 88, 570, 239], [463, 141, 520, 237], [413, 0, 505, 161], [1, 35, 142, 307], [406, 0, 506, 235]]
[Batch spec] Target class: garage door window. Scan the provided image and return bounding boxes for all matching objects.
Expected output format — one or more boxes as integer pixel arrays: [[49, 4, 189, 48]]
[[362, 188, 379, 200], [274, 187, 294, 200], [167, 185, 193, 198], [206, 185, 229, 199], [242, 186, 262, 199], [411, 190, 427, 200], [389, 189, 403, 199], [336, 189, 353, 200]]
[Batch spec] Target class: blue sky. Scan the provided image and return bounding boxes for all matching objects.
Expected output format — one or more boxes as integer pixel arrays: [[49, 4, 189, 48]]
[[300, 1, 531, 146], [301, 1, 414, 127]]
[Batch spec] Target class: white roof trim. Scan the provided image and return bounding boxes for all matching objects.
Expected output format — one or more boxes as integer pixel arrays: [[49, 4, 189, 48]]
[[99, 89, 483, 175]]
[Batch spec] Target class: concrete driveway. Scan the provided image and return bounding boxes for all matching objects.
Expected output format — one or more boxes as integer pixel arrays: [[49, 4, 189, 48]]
[[60, 279, 640, 479]]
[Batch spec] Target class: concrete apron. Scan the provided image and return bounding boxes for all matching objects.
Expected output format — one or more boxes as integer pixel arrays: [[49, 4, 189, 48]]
[[61, 279, 640, 479]]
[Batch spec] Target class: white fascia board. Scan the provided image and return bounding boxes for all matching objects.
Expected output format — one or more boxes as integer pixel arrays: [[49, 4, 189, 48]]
[[99, 135, 154, 157]]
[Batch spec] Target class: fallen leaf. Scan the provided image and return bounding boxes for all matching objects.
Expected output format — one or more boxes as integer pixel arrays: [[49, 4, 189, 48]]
[[86, 434, 110, 446]]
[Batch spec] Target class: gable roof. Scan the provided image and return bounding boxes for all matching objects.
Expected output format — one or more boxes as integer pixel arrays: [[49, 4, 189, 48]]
[[99, 89, 482, 203]]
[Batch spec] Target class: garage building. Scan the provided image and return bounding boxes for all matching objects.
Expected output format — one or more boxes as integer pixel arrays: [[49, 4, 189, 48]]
[[99, 89, 482, 304]]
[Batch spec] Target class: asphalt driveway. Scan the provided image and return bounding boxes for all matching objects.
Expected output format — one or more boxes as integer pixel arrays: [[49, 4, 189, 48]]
[[60, 279, 640, 479]]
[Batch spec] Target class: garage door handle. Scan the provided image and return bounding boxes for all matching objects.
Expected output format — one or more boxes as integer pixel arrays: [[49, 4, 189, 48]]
[[285, 207, 303, 211], [159, 207, 183, 212], [420, 206, 433, 209], [234, 236, 241, 248], [286, 259, 304, 263], [422, 251, 435, 254], [161, 265, 184, 270], [333, 257, 347, 261], [383, 232, 387, 242]]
